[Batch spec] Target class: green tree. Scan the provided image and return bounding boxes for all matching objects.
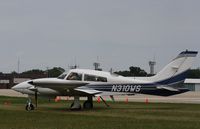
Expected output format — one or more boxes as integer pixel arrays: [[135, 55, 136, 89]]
[[187, 69, 200, 78], [115, 66, 147, 77], [22, 69, 45, 75], [47, 67, 65, 77]]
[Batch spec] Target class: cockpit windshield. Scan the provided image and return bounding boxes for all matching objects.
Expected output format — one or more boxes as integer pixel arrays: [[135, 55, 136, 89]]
[[57, 73, 67, 79], [67, 72, 82, 81]]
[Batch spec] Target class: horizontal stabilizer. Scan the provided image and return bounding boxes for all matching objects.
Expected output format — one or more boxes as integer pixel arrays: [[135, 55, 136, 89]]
[[157, 86, 179, 91]]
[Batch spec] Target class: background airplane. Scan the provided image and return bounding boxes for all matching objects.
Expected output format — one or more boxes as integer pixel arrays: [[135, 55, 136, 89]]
[[12, 50, 198, 110]]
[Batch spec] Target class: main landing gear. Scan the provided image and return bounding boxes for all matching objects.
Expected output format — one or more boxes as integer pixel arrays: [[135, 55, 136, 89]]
[[83, 96, 93, 109], [70, 96, 93, 110]]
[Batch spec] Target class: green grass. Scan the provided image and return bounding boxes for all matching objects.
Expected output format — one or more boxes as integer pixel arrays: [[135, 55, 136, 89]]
[[0, 96, 200, 129]]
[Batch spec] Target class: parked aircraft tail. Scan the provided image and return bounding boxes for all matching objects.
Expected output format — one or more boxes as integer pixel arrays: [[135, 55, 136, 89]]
[[150, 50, 198, 86]]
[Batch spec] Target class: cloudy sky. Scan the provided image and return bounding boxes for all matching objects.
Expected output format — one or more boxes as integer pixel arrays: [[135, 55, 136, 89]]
[[0, 0, 199, 73]]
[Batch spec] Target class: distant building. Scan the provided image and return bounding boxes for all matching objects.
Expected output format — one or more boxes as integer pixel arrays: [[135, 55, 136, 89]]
[[184, 79, 200, 91], [149, 61, 156, 75], [0, 73, 47, 89]]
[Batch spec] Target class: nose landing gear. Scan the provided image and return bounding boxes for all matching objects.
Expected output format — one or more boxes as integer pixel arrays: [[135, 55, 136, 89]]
[[25, 99, 35, 111]]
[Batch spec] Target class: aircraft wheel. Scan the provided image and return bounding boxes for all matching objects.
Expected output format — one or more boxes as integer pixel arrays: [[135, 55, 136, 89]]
[[26, 103, 34, 111], [83, 100, 93, 109]]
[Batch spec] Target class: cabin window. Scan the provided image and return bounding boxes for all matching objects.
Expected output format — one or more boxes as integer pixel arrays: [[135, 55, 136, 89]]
[[84, 74, 107, 82], [67, 72, 82, 81]]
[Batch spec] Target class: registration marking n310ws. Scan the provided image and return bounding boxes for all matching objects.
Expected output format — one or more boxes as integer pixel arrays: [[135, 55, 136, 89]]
[[111, 85, 141, 92]]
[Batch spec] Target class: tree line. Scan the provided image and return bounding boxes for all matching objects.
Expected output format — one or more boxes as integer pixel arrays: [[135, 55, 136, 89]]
[[115, 66, 200, 78], [8, 66, 200, 78], [14, 67, 65, 78]]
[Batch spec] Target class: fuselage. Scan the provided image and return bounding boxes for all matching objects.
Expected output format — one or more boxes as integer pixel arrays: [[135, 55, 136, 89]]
[[12, 69, 151, 96], [12, 68, 188, 97]]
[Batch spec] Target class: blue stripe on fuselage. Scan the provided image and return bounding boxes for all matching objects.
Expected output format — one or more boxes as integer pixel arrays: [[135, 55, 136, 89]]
[[87, 70, 188, 88], [155, 70, 188, 85], [85, 70, 188, 95]]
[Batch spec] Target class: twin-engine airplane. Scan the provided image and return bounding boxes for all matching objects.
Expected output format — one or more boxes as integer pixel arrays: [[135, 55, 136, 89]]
[[12, 50, 198, 111]]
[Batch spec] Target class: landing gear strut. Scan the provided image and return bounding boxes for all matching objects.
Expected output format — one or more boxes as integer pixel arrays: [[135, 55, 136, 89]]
[[25, 87, 38, 111]]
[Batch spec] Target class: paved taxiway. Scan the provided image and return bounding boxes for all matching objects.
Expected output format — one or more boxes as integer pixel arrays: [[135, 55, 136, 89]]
[[0, 89, 200, 104]]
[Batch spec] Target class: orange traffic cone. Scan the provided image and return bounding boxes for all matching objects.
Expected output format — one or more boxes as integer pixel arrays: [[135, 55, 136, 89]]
[[55, 96, 61, 102], [97, 97, 101, 103], [145, 98, 149, 104], [125, 97, 128, 103]]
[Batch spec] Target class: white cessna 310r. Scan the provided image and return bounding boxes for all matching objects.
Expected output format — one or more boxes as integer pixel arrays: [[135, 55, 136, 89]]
[[12, 50, 198, 110]]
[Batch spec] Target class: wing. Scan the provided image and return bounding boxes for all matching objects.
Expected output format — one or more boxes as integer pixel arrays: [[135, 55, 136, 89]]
[[74, 86, 134, 96], [75, 87, 102, 95], [29, 78, 134, 96]]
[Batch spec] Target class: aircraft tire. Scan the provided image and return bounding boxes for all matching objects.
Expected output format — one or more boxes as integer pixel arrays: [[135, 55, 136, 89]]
[[26, 104, 34, 111], [83, 100, 93, 109]]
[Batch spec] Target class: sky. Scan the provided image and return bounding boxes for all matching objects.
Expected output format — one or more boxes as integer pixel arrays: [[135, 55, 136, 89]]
[[0, 0, 200, 73]]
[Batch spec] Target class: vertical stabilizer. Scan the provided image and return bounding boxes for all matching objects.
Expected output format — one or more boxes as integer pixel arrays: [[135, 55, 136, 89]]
[[150, 50, 198, 85]]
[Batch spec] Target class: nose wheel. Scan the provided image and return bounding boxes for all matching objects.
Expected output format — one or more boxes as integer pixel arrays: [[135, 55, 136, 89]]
[[25, 98, 35, 111], [26, 103, 35, 111]]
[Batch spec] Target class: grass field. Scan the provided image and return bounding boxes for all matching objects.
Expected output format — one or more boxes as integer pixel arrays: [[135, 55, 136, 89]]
[[0, 96, 200, 129]]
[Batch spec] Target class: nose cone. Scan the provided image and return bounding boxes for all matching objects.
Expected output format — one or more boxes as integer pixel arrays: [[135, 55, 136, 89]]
[[11, 83, 24, 92], [11, 85, 17, 90], [11, 81, 32, 93]]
